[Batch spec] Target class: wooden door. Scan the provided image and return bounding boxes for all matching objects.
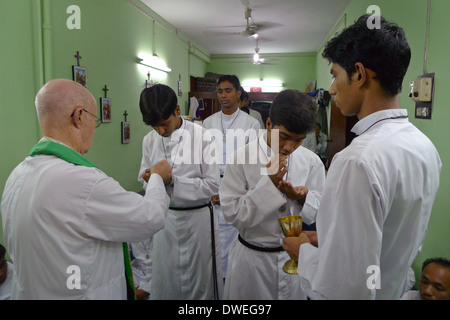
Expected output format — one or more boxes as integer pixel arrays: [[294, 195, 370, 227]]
[[327, 98, 358, 166]]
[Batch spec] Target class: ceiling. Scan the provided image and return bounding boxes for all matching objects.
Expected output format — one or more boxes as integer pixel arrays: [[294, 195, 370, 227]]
[[140, 0, 350, 56]]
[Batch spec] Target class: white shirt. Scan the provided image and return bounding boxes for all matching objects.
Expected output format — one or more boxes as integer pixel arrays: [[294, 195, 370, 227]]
[[249, 109, 265, 129], [0, 262, 14, 300], [297, 109, 442, 300], [138, 119, 222, 299], [1, 144, 169, 299], [219, 134, 325, 299]]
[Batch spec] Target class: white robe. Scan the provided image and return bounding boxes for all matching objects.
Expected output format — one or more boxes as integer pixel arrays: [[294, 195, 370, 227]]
[[138, 119, 222, 299], [249, 109, 265, 129], [297, 109, 442, 300], [202, 109, 261, 278], [219, 134, 326, 299], [1, 149, 169, 300]]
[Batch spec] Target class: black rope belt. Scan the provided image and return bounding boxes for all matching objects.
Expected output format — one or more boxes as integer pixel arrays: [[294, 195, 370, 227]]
[[238, 234, 284, 253], [169, 203, 210, 211], [169, 201, 219, 300]]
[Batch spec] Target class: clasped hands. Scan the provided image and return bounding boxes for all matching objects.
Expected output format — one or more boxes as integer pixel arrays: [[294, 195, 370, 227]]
[[141, 160, 172, 186], [267, 153, 308, 205]]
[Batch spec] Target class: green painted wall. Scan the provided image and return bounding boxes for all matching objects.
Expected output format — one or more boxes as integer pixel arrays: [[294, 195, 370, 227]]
[[207, 53, 317, 92], [315, 0, 450, 281]]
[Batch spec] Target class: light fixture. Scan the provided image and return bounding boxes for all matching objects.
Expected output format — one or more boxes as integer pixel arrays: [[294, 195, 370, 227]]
[[242, 79, 284, 93], [253, 48, 260, 64], [137, 57, 172, 73], [242, 80, 283, 88]]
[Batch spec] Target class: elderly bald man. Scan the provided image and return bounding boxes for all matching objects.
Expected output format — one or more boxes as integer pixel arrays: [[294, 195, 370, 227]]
[[1, 79, 172, 300]]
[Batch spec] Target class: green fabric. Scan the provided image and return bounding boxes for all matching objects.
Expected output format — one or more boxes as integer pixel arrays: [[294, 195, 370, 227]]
[[30, 140, 136, 300]]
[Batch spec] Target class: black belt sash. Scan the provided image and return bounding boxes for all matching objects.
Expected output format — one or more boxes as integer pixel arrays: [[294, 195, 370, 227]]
[[238, 234, 284, 252], [169, 202, 219, 300]]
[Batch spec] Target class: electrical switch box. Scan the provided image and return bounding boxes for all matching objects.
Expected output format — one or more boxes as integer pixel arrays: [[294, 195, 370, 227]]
[[409, 77, 433, 102], [411, 72, 435, 120]]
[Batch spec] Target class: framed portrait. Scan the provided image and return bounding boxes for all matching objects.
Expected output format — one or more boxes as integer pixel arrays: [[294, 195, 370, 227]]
[[72, 66, 88, 88], [415, 104, 432, 119], [121, 122, 131, 144], [305, 80, 317, 93], [100, 98, 112, 123]]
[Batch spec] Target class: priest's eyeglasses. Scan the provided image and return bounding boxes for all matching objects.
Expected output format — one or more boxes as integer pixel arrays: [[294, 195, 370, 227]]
[[71, 108, 102, 128]]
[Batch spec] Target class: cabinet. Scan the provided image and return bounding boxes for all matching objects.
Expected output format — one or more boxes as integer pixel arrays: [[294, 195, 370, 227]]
[[188, 91, 220, 120], [327, 98, 358, 166]]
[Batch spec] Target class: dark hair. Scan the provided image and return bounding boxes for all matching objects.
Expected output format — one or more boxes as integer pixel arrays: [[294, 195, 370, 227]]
[[139, 84, 177, 126], [0, 244, 5, 258], [269, 89, 318, 134], [218, 75, 241, 91], [422, 257, 450, 271], [240, 87, 249, 101], [322, 14, 411, 96]]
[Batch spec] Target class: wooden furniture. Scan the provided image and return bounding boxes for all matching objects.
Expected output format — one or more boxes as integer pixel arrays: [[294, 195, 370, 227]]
[[188, 91, 220, 120], [327, 97, 358, 166]]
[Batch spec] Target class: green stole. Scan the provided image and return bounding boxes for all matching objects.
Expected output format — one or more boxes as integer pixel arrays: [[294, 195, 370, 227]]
[[30, 140, 136, 300]]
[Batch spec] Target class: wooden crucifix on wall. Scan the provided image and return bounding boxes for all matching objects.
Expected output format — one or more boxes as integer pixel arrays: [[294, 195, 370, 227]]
[[72, 50, 88, 88], [100, 84, 112, 123], [121, 110, 130, 144]]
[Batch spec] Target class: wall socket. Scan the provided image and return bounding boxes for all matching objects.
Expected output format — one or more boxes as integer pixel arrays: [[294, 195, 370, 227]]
[[410, 73, 435, 119], [409, 77, 433, 102]]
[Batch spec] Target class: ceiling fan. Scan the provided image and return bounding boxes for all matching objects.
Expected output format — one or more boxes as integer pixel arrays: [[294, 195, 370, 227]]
[[203, 4, 276, 40], [240, 7, 259, 38]]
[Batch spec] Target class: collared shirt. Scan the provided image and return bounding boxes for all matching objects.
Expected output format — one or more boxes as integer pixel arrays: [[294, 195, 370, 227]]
[[297, 109, 442, 300]]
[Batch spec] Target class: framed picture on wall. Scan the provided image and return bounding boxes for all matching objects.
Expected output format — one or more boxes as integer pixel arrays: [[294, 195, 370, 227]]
[[121, 121, 131, 144], [100, 97, 112, 123], [72, 66, 88, 88]]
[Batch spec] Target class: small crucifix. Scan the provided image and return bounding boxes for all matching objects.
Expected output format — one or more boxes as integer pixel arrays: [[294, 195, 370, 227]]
[[103, 85, 109, 98], [123, 110, 128, 122], [74, 51, 82, 66]]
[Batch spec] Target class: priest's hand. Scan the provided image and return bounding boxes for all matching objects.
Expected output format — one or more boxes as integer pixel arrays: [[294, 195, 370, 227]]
[[278, 182, 308, 205], [211, 194, 220, 205], [282, 232, 311, 262], [135, 286, 150, 300], [267, 153, 288, 187], [145, 160, 172, 185]]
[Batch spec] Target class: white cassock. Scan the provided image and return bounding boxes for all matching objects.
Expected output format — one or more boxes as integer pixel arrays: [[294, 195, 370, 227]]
[[1, 143, 169, 300], [202, 109, 260, 278], [129, 238, 153, 297], [138, 118, 222, 299], [219, 134, 326, 299], [249, 109, 265, 129], [297, 109, 442, 300]]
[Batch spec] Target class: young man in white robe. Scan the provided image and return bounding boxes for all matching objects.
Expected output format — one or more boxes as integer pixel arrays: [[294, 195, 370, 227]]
[[219, 89, 326, 299], [137, 84, 222, 299], [1, 79, 171, 299], [202, 75, 260, 281], [283, 15, 442, 300]]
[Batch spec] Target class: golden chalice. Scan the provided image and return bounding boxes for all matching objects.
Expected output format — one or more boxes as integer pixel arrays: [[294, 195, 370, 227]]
[[278, 215, 302, 274]]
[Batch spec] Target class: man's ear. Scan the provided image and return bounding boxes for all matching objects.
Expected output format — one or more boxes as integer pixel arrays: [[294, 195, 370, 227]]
[[353, 62, 368, 87], [71, 107, 83, 128], [175, 105, 181, 116]]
